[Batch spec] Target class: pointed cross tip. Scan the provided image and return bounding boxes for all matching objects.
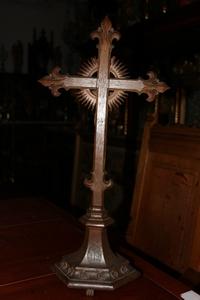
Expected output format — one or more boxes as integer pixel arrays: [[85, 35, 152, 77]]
[[38, 77, 46, 86], [101, 16, 112, 29], [103, 16, 111, 22], [161, 83, 170, 93], [146, 71, 170, 94]]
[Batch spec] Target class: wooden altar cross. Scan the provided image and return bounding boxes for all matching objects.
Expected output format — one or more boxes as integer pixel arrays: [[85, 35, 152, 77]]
[[39, 17, 168, 296]]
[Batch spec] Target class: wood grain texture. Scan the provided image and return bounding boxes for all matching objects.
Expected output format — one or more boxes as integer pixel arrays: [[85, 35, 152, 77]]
[[127, 125, 200, 274]]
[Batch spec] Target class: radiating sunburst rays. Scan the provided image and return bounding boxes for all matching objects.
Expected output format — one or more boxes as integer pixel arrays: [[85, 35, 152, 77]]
[[75, 56, 129, 110]]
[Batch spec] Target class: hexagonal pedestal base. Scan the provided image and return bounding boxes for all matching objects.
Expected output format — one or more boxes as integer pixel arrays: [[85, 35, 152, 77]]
[[53, 252, 140, 293], [53, 209, 140, 294]]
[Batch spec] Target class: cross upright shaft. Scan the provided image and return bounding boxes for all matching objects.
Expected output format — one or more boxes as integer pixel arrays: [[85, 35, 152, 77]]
[[88, 17, 120, 209], [39, 17, 169, 294]]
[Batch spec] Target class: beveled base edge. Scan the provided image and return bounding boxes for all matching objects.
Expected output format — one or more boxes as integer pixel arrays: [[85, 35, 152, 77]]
[[52, 257, 141, 291]]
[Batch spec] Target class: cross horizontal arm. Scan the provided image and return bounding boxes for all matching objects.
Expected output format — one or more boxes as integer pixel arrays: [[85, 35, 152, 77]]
[[64, 76, 97, 89], [38, 67, 97, 97], [39, 68, 168, 102], [109, 78, 144, 92], [109, 72, 169, 102]]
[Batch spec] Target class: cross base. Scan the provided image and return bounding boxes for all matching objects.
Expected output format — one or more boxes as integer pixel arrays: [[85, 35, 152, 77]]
[[52, 211, 140, 294], [53, 254, 140, 293]]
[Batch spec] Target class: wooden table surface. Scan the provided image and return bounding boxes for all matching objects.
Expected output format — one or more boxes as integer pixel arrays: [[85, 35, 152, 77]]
[[0, 197, 189, 299]]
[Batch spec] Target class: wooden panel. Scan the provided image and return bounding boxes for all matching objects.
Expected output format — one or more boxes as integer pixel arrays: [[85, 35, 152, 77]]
[[190, 206, 200, 272], [127, 125, 200, 273], [149, 126, 200, 159]]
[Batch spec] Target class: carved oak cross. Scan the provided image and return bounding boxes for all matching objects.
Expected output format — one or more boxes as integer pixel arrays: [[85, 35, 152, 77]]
[[39, 16, 168, 209], [39, 17, 168, 294]]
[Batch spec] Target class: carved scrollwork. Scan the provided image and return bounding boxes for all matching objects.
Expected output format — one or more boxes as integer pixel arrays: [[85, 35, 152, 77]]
[[84, 172, 112, 191], [97, 271, 108, 281], [110, 269, 119, 279], [59, 262, 74, 277], [84, 172, 94, 190], [66, 266, 75, 277], [91, 16, 120, 44], [80, 271, 89, 280], [141, 71, 169, 102], [103, 178, 113, 190], [38, 67, 69, 97], [120, 264, 129, 274], [59, 260, 69, 270]]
